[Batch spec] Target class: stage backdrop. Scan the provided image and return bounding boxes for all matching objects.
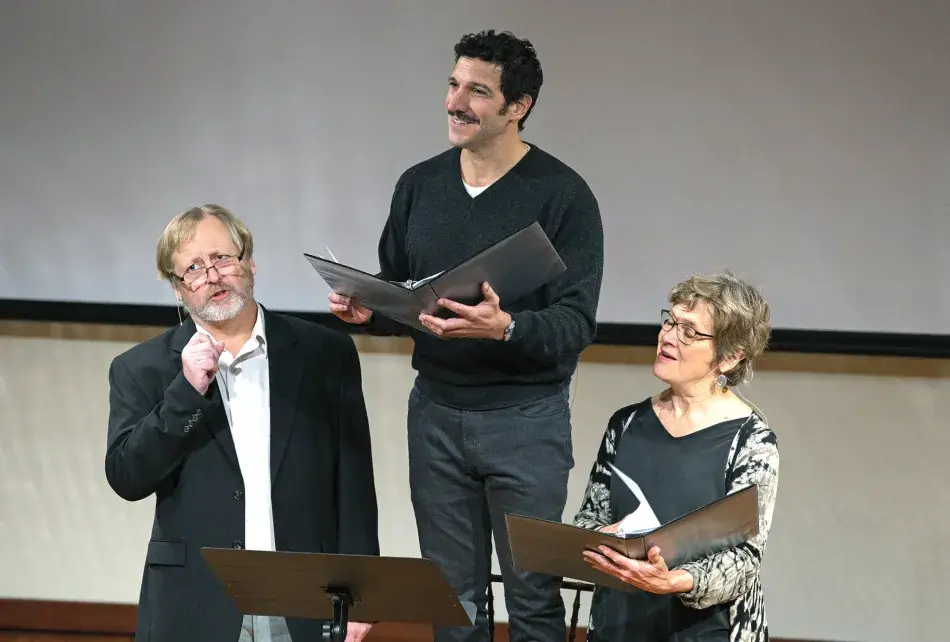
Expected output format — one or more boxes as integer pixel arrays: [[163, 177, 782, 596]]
[[0, 0, 947, 339]]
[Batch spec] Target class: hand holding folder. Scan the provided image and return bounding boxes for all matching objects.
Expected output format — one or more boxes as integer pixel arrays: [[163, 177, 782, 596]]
[[504, 483, 759, 593], [305, 222, 566, 335]]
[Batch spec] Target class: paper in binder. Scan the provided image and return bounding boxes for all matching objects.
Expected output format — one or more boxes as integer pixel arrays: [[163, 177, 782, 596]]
[[606, 461, 662, 537]]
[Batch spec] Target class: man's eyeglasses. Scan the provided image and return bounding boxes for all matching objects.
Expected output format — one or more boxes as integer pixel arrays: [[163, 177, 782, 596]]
[[174, 251, 245, 288], [660, 309, 715, 345]]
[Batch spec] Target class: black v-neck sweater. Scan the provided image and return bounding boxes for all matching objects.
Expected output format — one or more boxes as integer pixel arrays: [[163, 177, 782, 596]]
[[367, 144, 604, 410]]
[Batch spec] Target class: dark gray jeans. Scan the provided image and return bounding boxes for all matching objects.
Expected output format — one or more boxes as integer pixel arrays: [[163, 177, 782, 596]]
[[407, 383, 574, 642]]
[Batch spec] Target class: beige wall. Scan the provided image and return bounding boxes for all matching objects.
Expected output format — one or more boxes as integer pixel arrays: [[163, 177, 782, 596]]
[[0, 321, 946, 642]]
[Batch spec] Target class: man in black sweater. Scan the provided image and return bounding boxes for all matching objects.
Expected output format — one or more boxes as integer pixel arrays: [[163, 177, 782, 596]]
[[329, 30, 604, 642]]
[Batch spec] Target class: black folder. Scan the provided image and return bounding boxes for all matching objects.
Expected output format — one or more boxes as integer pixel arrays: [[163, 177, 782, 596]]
[[505, 484, 760, 593], [304, 221, 565, 334]]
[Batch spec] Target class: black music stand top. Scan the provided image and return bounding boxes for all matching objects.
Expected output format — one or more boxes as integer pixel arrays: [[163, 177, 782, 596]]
[[201, 548, 475, 640]]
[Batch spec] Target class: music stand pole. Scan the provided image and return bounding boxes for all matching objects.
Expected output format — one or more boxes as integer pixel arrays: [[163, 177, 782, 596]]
[[322, 586, 350, 642]]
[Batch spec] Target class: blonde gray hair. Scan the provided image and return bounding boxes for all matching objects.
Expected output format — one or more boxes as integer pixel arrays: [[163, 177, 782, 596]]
[[668, 269, 771, 386], [155, 204, 253, 283]]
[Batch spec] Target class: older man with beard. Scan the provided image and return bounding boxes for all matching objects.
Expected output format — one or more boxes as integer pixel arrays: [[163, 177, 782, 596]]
[[104, 204, 379, 642]]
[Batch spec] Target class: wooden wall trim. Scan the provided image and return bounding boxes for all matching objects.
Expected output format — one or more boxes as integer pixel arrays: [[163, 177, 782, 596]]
[[0, 599, 136, 635], [0, 599, 538, 640], [0, 599, 847, 642], [2, 319, 948, 378], [0, 598, 535, 640]]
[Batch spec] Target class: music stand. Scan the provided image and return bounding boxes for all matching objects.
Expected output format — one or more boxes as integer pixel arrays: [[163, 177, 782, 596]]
[[201, 548, 476, 642]]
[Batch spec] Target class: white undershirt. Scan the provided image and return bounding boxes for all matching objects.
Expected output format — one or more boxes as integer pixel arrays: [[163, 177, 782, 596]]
[[463, 181, 491, 197]]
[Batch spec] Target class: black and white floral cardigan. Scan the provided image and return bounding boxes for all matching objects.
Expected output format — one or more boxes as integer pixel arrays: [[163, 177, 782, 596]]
[[572, 403, 781, 642]]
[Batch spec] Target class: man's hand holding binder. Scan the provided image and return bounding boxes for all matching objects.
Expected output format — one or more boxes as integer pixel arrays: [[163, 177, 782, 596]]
[[328, 292, 373, 326], [329, 282, 513, 341], [418, 282, 513, 340]]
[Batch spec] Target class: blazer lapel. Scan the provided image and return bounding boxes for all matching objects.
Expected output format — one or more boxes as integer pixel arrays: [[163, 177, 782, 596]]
[[264, 309, 304, 483], [170, 317, 241, 473]]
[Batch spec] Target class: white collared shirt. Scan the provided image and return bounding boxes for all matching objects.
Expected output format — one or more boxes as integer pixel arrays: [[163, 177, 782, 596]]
[[195, 305, 289, 641], [194, 304, 275, 553]]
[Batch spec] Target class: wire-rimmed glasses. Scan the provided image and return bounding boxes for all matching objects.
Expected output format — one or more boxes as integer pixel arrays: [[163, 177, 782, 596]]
[[660, 309, 715, 345], [173, 251, 245, 289]]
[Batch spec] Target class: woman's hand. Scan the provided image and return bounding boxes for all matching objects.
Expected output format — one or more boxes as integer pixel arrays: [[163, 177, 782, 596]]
[[583, 545, 694, 595], [345, 621, 373, 642]]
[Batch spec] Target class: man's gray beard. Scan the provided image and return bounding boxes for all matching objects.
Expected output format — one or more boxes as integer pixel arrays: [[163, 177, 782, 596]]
[[183, 282, 253, 324]]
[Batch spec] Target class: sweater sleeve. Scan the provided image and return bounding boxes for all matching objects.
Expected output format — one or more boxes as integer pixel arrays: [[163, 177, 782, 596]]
[[358, 172, 413, 337], [572, 408, 629, 530], [676, 421, 780, 609], [505, 183, 604, 362]]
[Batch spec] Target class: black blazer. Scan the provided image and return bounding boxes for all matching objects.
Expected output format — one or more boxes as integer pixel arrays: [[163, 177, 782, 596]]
[[105, 307, 379, 642]]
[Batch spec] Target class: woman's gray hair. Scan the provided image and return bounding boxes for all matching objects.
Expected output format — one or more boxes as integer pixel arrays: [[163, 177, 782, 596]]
[[668, 269, 772, 387]]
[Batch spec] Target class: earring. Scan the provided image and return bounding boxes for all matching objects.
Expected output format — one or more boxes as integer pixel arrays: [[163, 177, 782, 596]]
[[715, 374, 728, 390]]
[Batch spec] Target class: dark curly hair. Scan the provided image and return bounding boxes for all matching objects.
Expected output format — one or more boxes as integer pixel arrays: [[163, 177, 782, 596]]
[[453, 30, 543, 131]]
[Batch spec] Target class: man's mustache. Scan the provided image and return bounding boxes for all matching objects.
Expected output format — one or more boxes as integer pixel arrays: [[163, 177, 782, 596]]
[[449, 110, 479, 124]]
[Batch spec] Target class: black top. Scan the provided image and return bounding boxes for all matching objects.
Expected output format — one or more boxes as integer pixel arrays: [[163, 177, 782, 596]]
[[591, 400, 748, 642], [366, 144, 604, 410]]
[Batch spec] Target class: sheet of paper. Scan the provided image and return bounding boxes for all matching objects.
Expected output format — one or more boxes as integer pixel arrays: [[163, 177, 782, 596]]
[[607, 461, 661, 536]]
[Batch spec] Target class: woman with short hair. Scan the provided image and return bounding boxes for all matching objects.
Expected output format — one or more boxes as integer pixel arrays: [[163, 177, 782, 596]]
[[574, 269, 780, 642]]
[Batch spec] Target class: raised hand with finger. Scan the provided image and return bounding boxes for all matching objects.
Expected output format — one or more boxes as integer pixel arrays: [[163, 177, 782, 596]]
[[181, 332, 224, 395]]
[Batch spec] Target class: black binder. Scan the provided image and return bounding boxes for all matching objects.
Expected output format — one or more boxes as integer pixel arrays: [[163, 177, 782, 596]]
[[304, 221, 565, 334], [505, 484, 760, 592]]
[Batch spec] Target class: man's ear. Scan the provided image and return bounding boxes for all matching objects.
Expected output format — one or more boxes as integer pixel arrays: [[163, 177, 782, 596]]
[[505, 95, 532, 124], [248, 258, 256, 277]]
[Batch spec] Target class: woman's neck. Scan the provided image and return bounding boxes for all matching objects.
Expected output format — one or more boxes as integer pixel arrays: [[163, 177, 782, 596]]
[[664, 382, 727, 417], [654, 384, 748, 437]]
